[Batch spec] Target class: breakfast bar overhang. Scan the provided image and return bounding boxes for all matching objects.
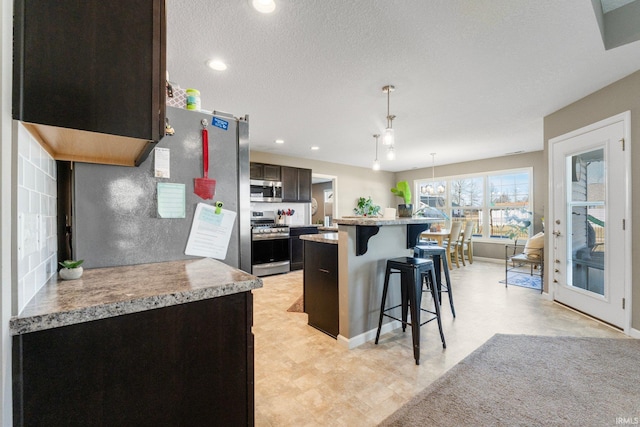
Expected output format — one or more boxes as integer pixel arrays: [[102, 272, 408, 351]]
[[333, 217, 438, 349]]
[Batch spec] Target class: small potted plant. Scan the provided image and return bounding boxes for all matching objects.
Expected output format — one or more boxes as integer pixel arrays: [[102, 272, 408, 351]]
[[354, 197, 381, 217], [58, 259, 84, 280], [391, 181, 412, 217]]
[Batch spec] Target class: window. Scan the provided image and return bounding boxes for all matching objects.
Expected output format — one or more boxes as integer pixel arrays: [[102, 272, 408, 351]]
[[488, 172, 531, 240], [415, 168, 532, 241], [450, 177, 483, 235]]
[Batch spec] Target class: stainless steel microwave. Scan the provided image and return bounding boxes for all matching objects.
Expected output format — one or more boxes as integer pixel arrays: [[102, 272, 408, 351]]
[[250, 179, 283, 202]]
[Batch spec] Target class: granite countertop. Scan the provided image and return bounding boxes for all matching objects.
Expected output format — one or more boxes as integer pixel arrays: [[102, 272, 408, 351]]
[[300, 233, 339, 244], [334, 217, 440, 226], [289, 224, 338, 231], [10, 258, 262, 336]]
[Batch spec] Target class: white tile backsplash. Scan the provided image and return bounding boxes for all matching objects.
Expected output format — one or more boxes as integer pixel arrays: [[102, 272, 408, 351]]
[[36, 168, 45, 193], [16, 122, 57, 313], [18, 187, 29, 216], [250, 202, 311, 226], [18, 156, 23, 187], [24, 160, 35, 191]]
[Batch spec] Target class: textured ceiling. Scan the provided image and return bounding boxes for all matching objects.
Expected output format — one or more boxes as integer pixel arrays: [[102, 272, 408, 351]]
[[166, 0, 640, 172]]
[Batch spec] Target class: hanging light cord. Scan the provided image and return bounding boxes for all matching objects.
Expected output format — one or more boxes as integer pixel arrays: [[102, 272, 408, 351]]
[[383, 85, 395, 129], [387, 89, 391, 127], [432, 153, 436, 181]]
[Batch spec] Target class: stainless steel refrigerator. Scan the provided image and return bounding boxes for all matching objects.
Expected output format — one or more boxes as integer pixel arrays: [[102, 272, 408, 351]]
[[70, 106, 251, 272]]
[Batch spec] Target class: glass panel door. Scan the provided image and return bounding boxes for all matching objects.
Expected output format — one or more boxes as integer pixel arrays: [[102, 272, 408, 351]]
[[551, 116, 627, 329], [567, 149, 605, 296]]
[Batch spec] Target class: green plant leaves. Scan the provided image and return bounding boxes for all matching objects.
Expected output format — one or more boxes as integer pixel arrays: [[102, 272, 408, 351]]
[[59, 259, 84, 269], [354, 197, 381, 216], [390, 181, 412, 205]]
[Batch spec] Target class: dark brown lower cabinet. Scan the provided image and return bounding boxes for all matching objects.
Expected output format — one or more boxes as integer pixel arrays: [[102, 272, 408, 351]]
[[303, 241, 339, 338], [13, 292, 254, 426], [289, 227, 319, 271]]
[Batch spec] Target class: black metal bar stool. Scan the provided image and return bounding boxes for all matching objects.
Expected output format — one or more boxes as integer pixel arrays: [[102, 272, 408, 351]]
[[375, 257, 446, 365], [414, 245, 455, 318]]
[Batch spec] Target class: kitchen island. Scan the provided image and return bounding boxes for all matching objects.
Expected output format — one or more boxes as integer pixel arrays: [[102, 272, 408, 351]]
[[301, 233, 339, 338], [11, 258, 262, 426], [333, 217, 437, 349]]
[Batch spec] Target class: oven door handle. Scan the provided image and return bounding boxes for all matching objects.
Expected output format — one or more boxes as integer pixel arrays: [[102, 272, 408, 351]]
[[252, 234, 290, 241]]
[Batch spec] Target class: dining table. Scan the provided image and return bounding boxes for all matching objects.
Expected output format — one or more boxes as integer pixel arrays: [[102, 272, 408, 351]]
[[420, 229, 450, 246]]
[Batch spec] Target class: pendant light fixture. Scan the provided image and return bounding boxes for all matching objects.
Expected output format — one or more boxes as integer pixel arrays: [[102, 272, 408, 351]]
[[382, 85, 396, 151], [427, 153, 444, 195], [386, 144, 396, 160], [372, 134, 381, 170], [427, 153, 436, 194]]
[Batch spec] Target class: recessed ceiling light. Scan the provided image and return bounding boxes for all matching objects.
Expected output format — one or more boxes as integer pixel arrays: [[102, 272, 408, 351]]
[[275, 139, 284, 144], [310, 146, 320, 151], [252, 0, 276, 13], [206, 59, 227, 71]]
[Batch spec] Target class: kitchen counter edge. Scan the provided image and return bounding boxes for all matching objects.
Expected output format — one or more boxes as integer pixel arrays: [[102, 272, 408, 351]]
[[10, 258, 263, 336], [300, 233, 339, 244], [334, 217, 440, 226]]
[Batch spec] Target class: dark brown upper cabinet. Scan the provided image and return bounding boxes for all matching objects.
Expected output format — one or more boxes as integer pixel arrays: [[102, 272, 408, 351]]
[[282, 166, 312, 202], [13, 0, 166, 167], [250, 163, 281, 181]]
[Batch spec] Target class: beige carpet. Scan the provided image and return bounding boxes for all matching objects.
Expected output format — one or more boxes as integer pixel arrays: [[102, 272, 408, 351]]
[[380, 334, 640, 426]]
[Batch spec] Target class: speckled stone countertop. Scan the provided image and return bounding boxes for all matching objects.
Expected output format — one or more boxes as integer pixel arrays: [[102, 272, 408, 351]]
[[334, 217, 439, 226], [10, 258, 263, 336], [300, 233, 338, 244], [288, 224, 338, 231]]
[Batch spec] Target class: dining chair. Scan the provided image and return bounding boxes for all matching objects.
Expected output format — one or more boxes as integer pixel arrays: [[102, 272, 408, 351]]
[[458, 220, 475, 266], [443, 221, 463, 268]]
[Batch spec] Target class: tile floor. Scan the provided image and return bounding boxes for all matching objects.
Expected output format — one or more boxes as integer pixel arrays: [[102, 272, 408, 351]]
[[252, 259, 625, 426]]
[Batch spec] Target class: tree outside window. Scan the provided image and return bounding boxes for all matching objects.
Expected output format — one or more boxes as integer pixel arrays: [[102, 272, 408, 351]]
[[489, 172, 530, 239], [450, 177, 483, 233], [414, 169, 531, 240]]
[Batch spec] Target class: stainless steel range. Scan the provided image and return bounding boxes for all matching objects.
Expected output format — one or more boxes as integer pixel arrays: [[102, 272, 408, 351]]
[[251, 211, 290, 276]]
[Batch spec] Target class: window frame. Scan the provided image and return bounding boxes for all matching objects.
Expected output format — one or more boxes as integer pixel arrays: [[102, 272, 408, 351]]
[[414, 167, 533, 243]]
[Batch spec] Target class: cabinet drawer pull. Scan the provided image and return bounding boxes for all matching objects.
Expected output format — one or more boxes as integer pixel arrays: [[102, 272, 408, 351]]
[[319, 268, 330, 274]]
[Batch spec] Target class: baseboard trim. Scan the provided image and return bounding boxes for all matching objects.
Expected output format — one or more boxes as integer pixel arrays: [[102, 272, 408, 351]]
[[337, 320, 401, 349], [628, 328, 640, 339], [472, 256, 503, 265]]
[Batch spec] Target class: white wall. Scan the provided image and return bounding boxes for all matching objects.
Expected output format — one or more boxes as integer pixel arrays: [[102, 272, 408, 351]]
[[15, 123, 58, 312]]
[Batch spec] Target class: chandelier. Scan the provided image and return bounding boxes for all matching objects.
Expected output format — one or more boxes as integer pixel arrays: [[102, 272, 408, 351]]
[[426, 153, 444, 195]]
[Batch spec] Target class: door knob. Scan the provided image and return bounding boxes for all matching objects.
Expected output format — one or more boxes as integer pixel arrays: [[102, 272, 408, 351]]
[[552, 230, 561, 237]]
